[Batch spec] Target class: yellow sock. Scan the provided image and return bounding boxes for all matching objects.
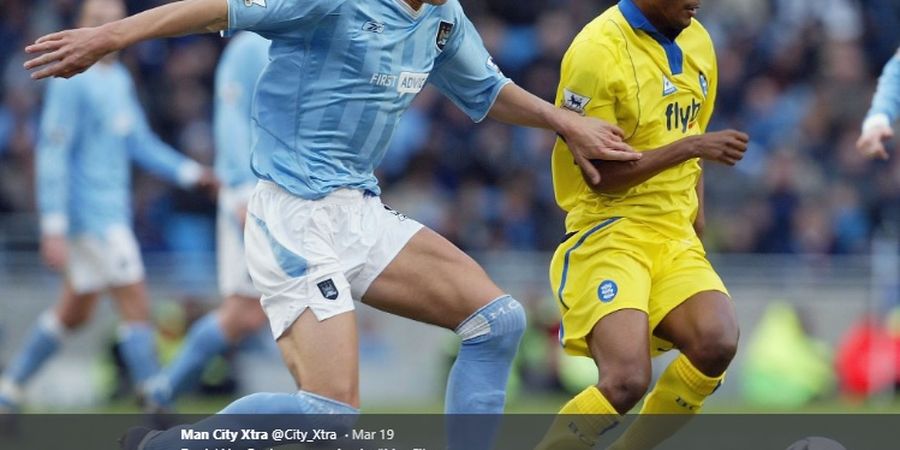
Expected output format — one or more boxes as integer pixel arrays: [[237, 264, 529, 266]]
[[535, 386, 621, 450], [608, 354, 723, 450]]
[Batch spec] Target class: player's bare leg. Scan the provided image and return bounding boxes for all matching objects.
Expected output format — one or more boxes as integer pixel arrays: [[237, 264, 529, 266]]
[[217, 294, 268, 341], [274, 309, 360, 406], [363, 227, 526, 450], [109, 281, 160, 391], [655, 291, 739, 377], [0, 282, 99, 411], [588, 310, 653, 412], [143, 294, 267, 410], [535, 310, 649, 450], [607, 291, 738, 450], [363, 228, 505, 329]]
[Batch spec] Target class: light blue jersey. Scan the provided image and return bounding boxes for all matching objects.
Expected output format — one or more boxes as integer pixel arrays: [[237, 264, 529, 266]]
[[866, 51, 900, 123], [214, 32, 270, 189], [226, 0, 511, 199], [36, 62, 202, 237]]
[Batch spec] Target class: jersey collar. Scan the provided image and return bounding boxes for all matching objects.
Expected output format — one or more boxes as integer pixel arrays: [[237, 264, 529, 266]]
[[392, 0, 431, 20], [618, 0, 684, 75]]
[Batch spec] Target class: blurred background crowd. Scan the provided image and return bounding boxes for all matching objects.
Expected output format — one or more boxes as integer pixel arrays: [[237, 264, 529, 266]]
[[2, 0, 900, 411], [1, 0, 899, 255]]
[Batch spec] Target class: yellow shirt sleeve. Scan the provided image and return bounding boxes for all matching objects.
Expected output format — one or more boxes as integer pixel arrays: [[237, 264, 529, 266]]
[[697, 47, 718, 132], [557, 38, 624, 126]]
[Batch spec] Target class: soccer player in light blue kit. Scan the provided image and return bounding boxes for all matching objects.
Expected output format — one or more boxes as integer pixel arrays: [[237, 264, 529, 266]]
[[24, 0, 639, 448], [0, 0, 216, 412], [144, 32, 271, 411], [858, 48, 900, 159]]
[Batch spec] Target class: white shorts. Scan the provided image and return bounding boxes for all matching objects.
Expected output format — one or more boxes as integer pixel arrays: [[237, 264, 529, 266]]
[[67, 225, 145, 294], [217, 186, 259, 298], [245, 181, 424, 339]]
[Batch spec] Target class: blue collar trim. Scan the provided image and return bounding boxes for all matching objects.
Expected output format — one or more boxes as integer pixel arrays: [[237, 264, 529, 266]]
[[618, 0, 684, 75]]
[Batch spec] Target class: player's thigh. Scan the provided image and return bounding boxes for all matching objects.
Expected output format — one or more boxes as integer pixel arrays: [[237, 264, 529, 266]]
[[361, 226, 504, 331], [276, 310, 360, 407], [588, 309, 652, 385], [109, 281, 151, 322], [655, 290, 738, 349], [649, 241, 735, 354], [218, 294, 268, 340], [54, 281, 101, 329], [550, 221, 652, 358]]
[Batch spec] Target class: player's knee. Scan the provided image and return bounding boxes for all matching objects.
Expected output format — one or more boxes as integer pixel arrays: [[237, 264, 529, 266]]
[[243, 306, 269, 333], [598, 366, 651, 413], [457, 296, 526, 360], [684, 325, 739, 376], [57, 307, 92, 330]]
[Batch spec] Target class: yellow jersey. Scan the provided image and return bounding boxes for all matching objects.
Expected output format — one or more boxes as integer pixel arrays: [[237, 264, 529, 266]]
[[553, 0, 718, 238]]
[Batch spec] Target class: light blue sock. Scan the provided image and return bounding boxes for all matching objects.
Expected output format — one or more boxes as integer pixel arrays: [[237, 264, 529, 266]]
[[445, 295, 526, 450], [118, 322, 160, 388], [143, 391, 360, 450], [149, 313, 230, 407], [3, 311, 65, 387]]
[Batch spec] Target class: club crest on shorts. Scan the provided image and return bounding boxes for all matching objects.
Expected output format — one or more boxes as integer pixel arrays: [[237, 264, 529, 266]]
[[243, 0, 266, 7], [598, 280, 618, 303], [436, 21, 454, 51], [317, 279, 339, 300]]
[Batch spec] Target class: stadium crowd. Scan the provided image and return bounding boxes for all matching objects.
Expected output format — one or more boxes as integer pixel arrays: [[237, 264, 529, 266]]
[[1, 0, 900, 256]]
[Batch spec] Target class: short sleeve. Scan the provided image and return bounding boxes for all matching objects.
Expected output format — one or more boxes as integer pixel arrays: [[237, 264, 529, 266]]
[[556, 39, 621, 125], [429, 12, 511, 123], [226, 0, 347, 37], [698, 47, 718, 132]]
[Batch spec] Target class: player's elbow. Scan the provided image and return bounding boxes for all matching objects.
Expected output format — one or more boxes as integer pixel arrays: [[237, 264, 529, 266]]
[[582, 161, 640, 194]]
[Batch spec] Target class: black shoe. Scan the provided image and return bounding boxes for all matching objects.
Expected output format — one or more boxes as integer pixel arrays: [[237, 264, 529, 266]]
[[119, 426, 158, 450]]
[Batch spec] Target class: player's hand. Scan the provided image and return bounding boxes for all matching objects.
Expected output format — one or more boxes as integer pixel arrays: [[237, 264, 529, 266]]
[[856, 124, 893, 160], [560, 115, 641, 185], [40, 235, 68, 271], [692, 129, 749, 166], [24, 26, 117, 80], [195, 167, 220, 199]]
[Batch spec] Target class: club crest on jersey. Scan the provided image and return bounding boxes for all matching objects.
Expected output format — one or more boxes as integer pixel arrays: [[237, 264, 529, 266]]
[[317, 279, 339, 300], [662, 75, 677, 96], [243, 0, 266, 7], [699, 72, 709, 97], [436, 21, 454, 51], [562, 88, 591, 115]]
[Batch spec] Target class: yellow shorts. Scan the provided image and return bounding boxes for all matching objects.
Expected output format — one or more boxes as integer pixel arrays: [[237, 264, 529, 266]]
[[549, 217, 728, 358]]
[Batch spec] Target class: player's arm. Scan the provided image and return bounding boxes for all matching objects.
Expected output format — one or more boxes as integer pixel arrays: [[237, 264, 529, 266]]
[[24, 0, 228, 79], [586, 130, 748, 193], [428, 9, 639, 183], [25, 0, 341, 80], [35, 79, 80, 270], [215, 45, 262, 226], [126, 88, 217, 193], [857, 50, 900, 160], [488, 84, 640, 184]]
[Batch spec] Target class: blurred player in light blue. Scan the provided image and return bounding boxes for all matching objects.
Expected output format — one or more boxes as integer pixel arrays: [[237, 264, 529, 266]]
[[858, 47, 900, 159], [0, 0, 216, 413], [25, 1, 638, 449], [144, 32, 270, 411]]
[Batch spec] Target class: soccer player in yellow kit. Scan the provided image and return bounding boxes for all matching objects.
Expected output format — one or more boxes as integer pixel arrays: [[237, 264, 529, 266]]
[[537, 1, 749, 449]]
